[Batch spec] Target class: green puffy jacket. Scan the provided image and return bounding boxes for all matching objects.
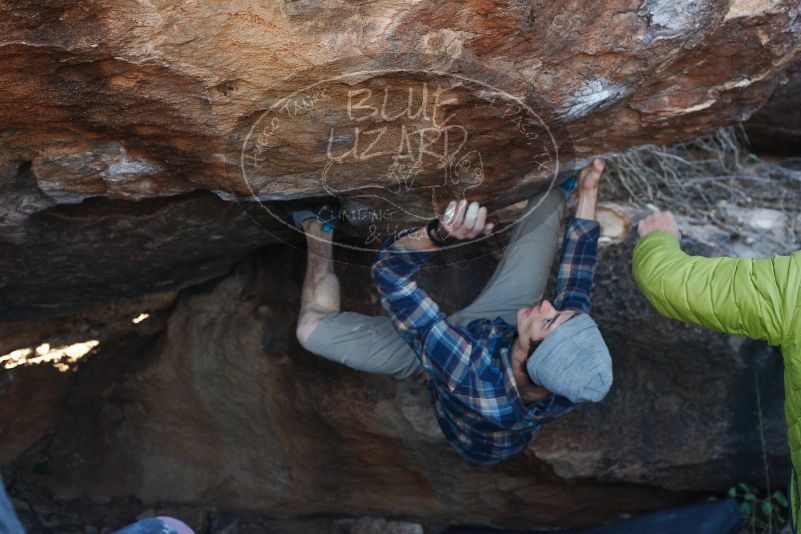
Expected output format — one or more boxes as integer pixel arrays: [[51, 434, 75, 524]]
[[632, 230, 801, 532]]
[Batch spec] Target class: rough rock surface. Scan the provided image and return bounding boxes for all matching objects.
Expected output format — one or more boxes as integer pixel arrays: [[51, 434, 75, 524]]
[[0, 162, 277, 321], [2, 206, 788, 530], [1, 0, 801, 317]]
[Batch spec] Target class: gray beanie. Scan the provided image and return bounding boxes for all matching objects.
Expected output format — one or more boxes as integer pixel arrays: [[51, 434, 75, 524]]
[[525, 313, 612, 403]]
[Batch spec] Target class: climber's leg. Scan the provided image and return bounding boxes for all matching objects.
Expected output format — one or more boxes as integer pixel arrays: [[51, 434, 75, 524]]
[[296, 218, 341, 344], [296, 220, 422, 379], [448, 185, 565, 328], [302, 312, 423, 379]]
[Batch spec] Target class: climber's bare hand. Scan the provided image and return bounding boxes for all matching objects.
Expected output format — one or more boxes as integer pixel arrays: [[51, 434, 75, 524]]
[[441, 200, 494, 240], [579, 158, 604, 193], [637, 210, 681, 241]]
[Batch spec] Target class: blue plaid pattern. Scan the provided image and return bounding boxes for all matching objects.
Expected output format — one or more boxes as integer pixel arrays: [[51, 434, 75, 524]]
[[554, 218, 601, 313], [371, 215, 600, 465]]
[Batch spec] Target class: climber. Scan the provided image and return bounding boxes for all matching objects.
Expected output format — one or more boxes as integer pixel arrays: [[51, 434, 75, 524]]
[[631, 209, 801, 533], [294, 159, 612, 465]]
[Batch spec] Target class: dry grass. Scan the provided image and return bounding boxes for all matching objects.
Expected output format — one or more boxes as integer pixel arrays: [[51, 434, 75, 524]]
[[601, 125, 801, 247]]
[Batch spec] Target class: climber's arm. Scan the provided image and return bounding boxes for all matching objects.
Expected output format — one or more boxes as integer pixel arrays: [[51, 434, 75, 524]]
[[553, 219, 601, 313], [371, 199, 495, 382], [371, 233, 483, 385], [371, 234, 448, 343], [554, 158, 603, 313], [371, 198, 488, 342]]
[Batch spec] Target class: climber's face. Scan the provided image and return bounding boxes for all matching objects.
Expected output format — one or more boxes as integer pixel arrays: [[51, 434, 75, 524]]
[[509, 299, 575, 403], [515, 299, 576, 349]]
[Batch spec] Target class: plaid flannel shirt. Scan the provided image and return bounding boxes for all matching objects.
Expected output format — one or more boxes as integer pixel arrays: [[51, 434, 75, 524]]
[[370, 190, 601, 465]]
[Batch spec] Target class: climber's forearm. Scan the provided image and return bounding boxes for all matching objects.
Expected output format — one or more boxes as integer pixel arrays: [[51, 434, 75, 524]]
[[575, 186, 598, 221], [392, 198, 494, 251], [393, 226, 440, 252]]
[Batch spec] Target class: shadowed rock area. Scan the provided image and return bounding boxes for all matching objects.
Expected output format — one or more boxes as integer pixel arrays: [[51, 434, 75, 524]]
[[746, 60, 801, 156]]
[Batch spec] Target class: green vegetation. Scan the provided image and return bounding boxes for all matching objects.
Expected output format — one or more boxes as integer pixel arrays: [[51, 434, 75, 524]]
[[727, 482, 788, 534]]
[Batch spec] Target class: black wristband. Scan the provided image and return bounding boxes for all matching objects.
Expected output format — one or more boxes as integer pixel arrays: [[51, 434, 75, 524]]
[[426, 218, 451, 247], [395, 225, 424, 241]]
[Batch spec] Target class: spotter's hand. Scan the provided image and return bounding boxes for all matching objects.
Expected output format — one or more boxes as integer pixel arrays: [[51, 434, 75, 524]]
[[637, 210, 681, 241]]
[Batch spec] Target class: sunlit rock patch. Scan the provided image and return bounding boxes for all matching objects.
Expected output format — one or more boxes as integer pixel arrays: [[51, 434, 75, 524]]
[[0, 340, 99, 372]]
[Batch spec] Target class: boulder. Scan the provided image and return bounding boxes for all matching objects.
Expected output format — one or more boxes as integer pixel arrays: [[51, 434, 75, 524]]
[[1, 0, 800, 317]]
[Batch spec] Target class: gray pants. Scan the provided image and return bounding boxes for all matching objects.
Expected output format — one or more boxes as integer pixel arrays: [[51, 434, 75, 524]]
[[303, 188, 566, 379]]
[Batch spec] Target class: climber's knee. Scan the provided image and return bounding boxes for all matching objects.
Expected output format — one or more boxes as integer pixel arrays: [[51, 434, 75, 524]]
[[295, 309, 327, 349]]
